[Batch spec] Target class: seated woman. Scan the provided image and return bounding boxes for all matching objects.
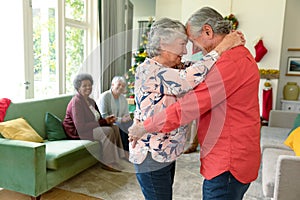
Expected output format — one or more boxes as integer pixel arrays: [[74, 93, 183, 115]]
[[62, 73, 125, 172], [99, 76, 132, 153]]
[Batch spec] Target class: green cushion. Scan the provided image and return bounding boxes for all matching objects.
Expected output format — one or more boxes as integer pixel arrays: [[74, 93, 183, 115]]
[[45, 140, 99, 170], [288, 114, 300, 136], [45, 112, 67, 141]]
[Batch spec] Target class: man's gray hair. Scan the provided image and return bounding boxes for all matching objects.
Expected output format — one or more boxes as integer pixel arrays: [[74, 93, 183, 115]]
[[111, 76, 126, 86], [73, 73, 94, 91], [187, 7, 232, 38], [147, 18, 187, 58]]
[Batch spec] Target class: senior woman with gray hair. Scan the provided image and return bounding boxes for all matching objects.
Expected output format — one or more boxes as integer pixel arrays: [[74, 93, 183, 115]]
[[63, 73, 125, 172], [99, 76, 133, 153], [129, 17, 245, 200]]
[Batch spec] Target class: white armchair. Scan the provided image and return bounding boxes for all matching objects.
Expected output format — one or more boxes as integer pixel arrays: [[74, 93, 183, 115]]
[[273, 155, 300, 200], [261, 110, 300, 200]]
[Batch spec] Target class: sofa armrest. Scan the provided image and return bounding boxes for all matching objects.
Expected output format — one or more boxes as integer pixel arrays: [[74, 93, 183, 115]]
[[269, 110, 299, 128], [261, 143, 291, 153], [273, 155, 300, 200], [0, 138, 47, 197], [260, 126, 292, 151]]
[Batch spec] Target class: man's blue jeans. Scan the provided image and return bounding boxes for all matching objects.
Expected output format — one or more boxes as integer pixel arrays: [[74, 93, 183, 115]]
[[203, 171, 250, 200], [134, 153, 176, 200]]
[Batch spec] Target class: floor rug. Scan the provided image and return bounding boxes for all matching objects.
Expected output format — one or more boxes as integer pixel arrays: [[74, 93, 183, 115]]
[[57, 153, 265, 200]]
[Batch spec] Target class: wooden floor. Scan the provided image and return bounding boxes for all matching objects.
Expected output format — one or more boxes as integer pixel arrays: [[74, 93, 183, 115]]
[[0, 188, 102, 200]]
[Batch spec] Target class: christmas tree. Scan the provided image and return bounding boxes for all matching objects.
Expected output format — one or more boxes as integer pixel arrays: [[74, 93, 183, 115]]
[[125, 18, 153, 98], [224, 14, 239, 30]]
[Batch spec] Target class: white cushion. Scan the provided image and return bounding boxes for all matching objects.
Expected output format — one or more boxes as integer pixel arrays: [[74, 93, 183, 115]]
[[262, 147, 294, 197]]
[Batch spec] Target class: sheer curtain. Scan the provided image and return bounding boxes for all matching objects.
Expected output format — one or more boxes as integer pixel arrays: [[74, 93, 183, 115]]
[[98, 0, 126, 94]]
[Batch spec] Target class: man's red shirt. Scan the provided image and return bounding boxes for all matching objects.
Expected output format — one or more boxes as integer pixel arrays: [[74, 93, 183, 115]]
[[144, 46, 261, 183]]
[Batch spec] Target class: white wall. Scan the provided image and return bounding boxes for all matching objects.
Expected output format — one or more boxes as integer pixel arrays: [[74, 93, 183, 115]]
[[180, 0, 231, 23], [156, 0, 182, 21], [131, 0, 156, 19], [155, 0, 287, 114], [232, 0, 286, 112], [130, 0, 156, 51], [277, 0, 300, 109]]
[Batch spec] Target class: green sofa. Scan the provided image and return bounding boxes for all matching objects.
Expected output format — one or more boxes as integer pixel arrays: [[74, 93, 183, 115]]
[[0, 95, 100, 200]]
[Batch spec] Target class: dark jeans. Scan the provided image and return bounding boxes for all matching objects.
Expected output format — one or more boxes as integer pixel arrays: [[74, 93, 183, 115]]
[[134, 153, 176, 200], [119, 128, 129, 151], [203, 171, 250, 200], [116, 121, 132, 152]]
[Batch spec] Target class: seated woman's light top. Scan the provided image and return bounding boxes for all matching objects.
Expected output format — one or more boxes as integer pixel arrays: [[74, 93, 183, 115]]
[[99, 76, 133, 152]]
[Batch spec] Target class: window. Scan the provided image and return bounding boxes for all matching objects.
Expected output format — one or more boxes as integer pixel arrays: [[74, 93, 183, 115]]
[[65, 0, 90, 94], [31, 0, 98, 99], [32, 0, 59, 98], [0, 0, 98, 101]]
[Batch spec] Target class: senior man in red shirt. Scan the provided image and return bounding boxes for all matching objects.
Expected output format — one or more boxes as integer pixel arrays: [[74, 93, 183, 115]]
[[129, 7, 261, 200]]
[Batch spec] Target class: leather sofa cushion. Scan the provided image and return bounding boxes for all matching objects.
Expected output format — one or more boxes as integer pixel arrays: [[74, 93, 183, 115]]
[[45, 140, 99, 170]]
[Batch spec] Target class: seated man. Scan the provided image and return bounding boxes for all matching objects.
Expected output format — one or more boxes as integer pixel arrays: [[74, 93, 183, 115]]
[[99, 76, 132, 153]]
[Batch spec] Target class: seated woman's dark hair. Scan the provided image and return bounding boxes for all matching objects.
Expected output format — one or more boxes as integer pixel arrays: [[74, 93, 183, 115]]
[[73, 73, 94, 91]]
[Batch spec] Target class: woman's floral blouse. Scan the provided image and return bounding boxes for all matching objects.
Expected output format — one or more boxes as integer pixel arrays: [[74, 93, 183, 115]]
[[129, 50, 219, 164]]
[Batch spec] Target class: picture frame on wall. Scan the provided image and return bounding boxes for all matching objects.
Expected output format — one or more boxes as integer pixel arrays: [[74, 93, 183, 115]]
[[286, 57, 300, 76]]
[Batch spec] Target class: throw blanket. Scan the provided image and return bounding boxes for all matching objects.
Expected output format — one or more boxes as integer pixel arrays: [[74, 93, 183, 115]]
[[0, 98, 11, 122]]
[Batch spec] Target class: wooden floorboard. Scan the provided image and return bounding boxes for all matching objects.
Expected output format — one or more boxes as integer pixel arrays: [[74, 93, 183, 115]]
[[0, 188, 102, 200]]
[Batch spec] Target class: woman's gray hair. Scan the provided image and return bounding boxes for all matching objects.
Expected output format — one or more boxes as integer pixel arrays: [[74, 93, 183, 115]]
[[111, 76, 127, 87], [73, 73, 94, 91], [187, 7, 232, 38], [147, 18, 187, 58]]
